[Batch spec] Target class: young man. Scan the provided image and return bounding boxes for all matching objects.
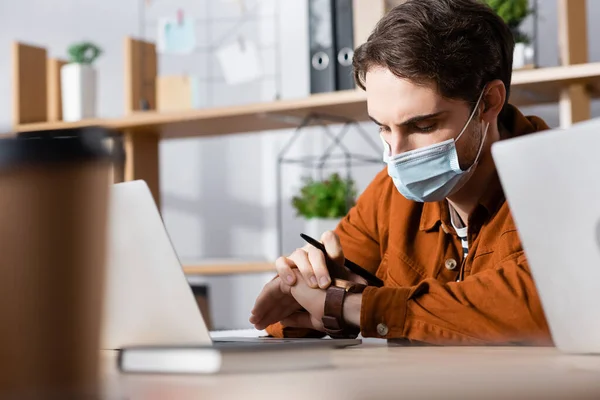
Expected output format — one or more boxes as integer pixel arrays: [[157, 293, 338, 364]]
[[250, 0, 553, 345]]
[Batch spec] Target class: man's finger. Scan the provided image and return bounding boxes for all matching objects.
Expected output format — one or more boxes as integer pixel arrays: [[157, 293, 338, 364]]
[[321, 230, 345, 269], [251, 282, 300, 328], [252, 299, 301, 331], [306, 245, 331, 289], [250, 276, 288, 319], [289, 248, 319, 288], [275, 256, 297, 286], [280, 311, 316, 330]]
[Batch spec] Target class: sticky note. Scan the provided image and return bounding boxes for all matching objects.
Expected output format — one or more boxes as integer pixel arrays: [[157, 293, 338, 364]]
[[216, 39, 262, 85], [157, 17, 196, 54]]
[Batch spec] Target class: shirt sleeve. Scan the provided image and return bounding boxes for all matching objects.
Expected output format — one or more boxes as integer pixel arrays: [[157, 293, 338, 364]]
[[335, 169, 388, 274], [265, 323, 326, 338], [360, 251, 553, 345]]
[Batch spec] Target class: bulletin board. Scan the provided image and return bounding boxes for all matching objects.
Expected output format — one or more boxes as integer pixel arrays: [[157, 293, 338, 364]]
[[139, 0, 282, 108]]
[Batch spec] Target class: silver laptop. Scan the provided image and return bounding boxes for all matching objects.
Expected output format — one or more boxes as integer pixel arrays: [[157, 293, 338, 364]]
[[101, 180, 360, 350], [491, 118, 600, 354]]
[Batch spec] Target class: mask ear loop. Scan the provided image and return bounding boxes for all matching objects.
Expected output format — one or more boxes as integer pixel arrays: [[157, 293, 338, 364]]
[[467, 121, 491, 172], [454, 89, 486, 144], [469, 85, 493, 170]]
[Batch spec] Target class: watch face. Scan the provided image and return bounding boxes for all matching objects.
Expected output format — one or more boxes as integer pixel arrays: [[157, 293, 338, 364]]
[[332, 278, 353, 291], [332, 278, 367, 293]]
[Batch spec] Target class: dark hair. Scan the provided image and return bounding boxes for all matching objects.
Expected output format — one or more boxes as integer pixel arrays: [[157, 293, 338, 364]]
[[353, 0, 514, 122]]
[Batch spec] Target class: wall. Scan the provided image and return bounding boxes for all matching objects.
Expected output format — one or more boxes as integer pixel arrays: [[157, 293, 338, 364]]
[[519, 0, 600, 123], [0, 0, 599, 329], [0, 0, 137, 124], [151, 0, 321, 329]]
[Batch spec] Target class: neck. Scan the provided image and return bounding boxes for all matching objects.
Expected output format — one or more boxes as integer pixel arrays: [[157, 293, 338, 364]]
[[446, 125, 501, 225]]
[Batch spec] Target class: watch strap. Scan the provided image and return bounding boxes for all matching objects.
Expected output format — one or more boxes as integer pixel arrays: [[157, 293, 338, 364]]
[[322, 280, 366, 338], [322, 286, 346, 336]]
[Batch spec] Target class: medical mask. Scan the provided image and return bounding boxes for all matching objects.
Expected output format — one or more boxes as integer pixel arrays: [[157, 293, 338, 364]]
[[383, 90, 490, 202]]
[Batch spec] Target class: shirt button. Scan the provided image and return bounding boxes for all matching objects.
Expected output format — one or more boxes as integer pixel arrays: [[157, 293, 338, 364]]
[[445, 258, 457, 270], [377, 323, 389, 337]]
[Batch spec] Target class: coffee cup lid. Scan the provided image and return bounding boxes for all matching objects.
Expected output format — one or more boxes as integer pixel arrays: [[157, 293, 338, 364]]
[[0, 126, 118, 169]]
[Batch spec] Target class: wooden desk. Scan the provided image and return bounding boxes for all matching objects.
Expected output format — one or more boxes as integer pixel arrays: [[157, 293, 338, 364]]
[[100, 345, 600, 399]]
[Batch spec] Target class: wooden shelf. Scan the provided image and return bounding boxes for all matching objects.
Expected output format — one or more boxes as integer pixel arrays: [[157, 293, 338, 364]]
[[13, 62, 600, 139], [13, 89, 369, 139], [182, 260, 276, 276], [510, 62, 600, 106]]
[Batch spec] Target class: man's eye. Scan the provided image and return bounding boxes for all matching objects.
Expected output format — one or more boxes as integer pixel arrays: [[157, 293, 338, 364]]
[[378, 125, 390, 133], [414, 123, 436, 133]]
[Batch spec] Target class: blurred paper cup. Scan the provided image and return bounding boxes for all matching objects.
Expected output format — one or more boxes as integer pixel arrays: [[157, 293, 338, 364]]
[[0, 127, 115, 399]]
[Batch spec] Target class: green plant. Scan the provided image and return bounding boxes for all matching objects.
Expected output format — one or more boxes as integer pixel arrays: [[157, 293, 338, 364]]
[[67, 41, 102, 65], [292, 173, 357, 219], [485, 0, 533, 43]]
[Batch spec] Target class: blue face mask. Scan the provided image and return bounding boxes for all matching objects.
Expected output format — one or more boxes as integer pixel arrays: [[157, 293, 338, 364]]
[[382, 90, 490, 202]]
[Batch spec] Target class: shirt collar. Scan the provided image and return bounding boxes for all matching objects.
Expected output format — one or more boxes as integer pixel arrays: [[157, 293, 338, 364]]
[[419, 104, 549, 232]]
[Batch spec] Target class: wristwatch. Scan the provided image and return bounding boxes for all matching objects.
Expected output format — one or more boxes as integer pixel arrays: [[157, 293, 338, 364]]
[[322, 278, 367, 339]]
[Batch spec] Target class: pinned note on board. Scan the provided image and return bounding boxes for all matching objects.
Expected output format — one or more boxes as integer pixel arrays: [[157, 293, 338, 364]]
[[157, 14, 196, 54], [157, 75, 202, 111], [219, 0, 245, 7], [215, 38, 262, 85]]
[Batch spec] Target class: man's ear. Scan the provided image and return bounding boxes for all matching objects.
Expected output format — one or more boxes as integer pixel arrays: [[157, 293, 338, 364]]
[[481, 79, 506, 123]]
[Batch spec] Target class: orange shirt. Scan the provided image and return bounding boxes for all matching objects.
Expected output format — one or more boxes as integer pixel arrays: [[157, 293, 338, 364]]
[[267, 105, 553, 346]]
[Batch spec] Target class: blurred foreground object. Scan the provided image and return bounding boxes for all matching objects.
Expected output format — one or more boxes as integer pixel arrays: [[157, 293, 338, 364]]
[[0, 127, 114, 398]]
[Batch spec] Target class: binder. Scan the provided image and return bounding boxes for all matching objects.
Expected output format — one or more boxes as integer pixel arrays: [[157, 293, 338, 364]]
[[334, 0, 355, 90], [309, 0, 337, 93]]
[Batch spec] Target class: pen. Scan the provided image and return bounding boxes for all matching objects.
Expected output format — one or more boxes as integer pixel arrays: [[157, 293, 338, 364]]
[[300, 233, 384, 287]]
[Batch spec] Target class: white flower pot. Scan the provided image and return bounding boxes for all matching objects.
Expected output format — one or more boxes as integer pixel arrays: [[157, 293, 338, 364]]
[[61, 63, 97, 122], [305, 218, 341, 240], [513, 42, 534, 70]]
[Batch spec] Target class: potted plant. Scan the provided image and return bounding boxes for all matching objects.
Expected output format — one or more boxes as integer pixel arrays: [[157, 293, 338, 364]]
[[61, 41, 102, 121], [292, 173, 357, 239], [485, 0, 534, 70]]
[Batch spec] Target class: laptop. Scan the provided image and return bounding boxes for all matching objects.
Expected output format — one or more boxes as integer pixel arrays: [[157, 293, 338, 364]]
[[491, 118, 600, 354], [101, 180, 360, 351]]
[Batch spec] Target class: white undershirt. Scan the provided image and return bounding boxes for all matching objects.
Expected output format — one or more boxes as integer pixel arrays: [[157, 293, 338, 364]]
[[450, 211, 469, 261]]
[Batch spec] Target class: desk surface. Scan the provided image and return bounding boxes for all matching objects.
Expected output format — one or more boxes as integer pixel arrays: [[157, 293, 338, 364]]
[[101, 344, 600, 399]]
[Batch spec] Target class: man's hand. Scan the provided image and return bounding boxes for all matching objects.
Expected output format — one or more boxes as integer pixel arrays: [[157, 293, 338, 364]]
[[275, 231, 343, 290], [274, 269, 363, 331], [280, 269, 327, 331], [249, 268, 327, 331], [250, 230, 366, 331], [276, 230, 367, 288], [249, 274, 302, 331]]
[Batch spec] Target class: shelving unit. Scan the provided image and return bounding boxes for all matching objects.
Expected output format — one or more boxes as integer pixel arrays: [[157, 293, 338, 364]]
[[182, 261, 275, 276], [13, 61, 600, 139], [9, 0, 593, 276]]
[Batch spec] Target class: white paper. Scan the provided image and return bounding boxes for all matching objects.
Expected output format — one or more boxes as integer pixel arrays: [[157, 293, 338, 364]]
[[157, 17, 196, 54], [217, 0, 246, 15], [218, 0, 245, 7], [216, 39, 262, 85]]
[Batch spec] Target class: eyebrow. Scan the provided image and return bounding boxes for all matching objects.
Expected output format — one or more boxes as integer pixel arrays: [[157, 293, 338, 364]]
[[369, 111, 447, 127]]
